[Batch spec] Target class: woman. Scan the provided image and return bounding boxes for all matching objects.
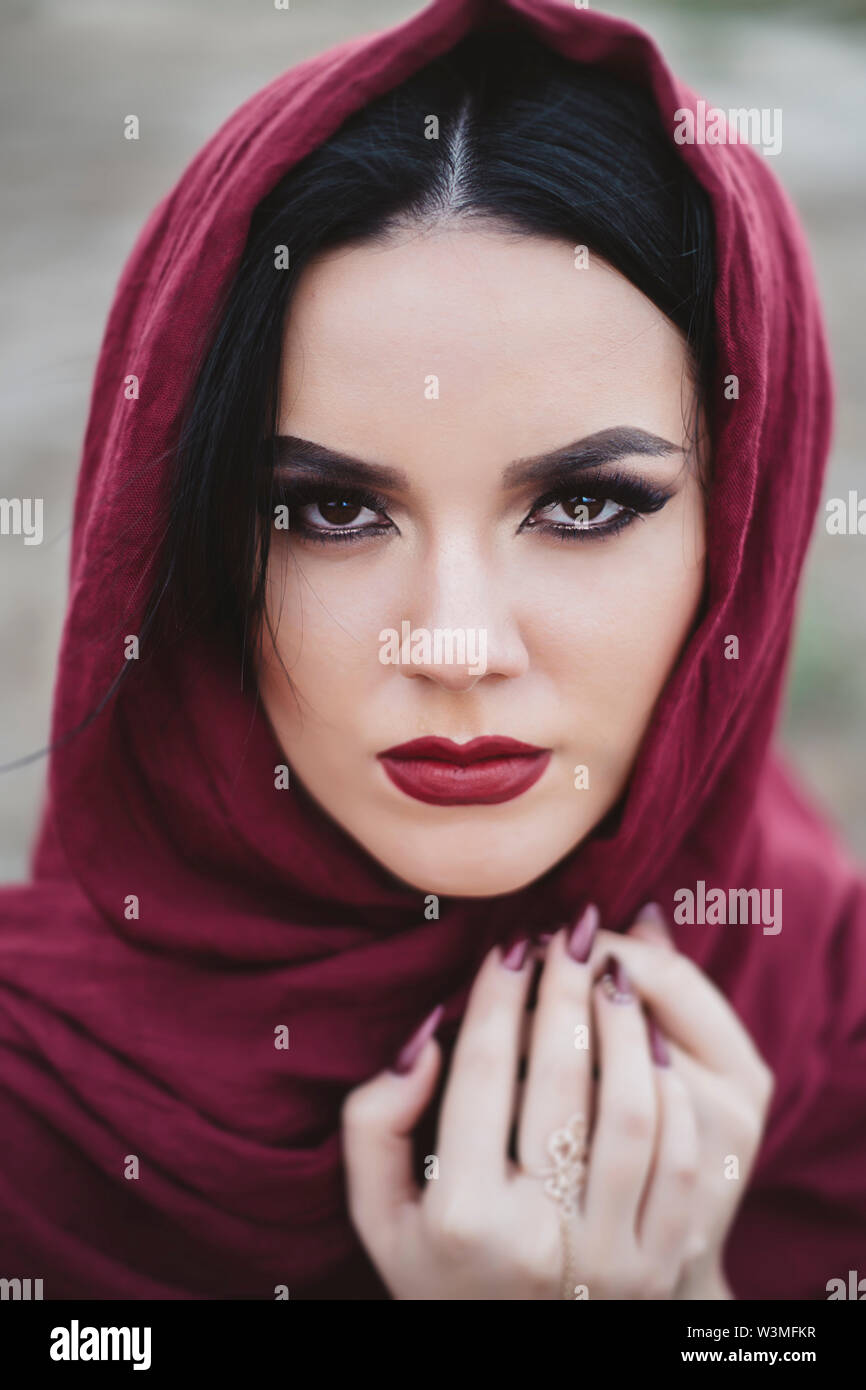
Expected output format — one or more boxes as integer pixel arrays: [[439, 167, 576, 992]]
[[0, 0, 863, 1300]]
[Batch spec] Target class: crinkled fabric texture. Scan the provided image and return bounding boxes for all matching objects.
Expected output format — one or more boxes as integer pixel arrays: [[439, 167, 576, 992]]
[[0, 0, 863, 1299]]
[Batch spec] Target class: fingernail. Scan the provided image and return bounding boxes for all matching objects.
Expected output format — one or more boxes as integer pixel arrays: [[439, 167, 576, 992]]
[[630, 903, 675, 950], [638, 901, 666, 920], [389, 1004, 444, 1075], [567, 904, 599, 963], [538, 931, 555, 945], [634, 902, 672, 932], [502, 938, 531, 971], [599, 954, 633, 1003], [646, 1010, 671, 1067]]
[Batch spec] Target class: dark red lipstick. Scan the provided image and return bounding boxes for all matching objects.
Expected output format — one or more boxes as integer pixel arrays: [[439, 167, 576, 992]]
[[377, 736, 552, 806]]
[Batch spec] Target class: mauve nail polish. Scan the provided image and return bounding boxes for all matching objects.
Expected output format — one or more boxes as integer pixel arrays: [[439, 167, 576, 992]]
[[567, 904, 599, 963], [390, 1004, 444, 1074], [647, 1012, 671, 1066], [599, 954, 632, 1003], [635, 902, 668, 926], [502, 938, 530, 971]]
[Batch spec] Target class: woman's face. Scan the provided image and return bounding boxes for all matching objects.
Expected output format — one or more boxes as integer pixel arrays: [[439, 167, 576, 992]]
[[257, 227, 706, 896]]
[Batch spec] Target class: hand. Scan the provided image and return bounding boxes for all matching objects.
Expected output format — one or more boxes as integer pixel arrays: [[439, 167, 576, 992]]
[[610, 904, 776, 1298], [341, 913, 704, 1300]]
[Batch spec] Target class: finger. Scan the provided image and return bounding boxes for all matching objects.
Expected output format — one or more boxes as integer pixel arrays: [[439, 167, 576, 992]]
[[341, 1006, 443, 1258], [586, 927, 769, 1088], [436, 938, 535, 1183], [583, 954, 658, 1242], [663, 1038, 767, 1193], [511, 965, 542, 1155], [626, 901, 676, 949], [518, 905, 599, 1172], [639, 1031, 701, 1272]]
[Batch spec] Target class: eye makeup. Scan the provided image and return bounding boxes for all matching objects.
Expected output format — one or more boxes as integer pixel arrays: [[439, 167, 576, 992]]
[[258, 419, 682, 550], [258, 477, 395, 544], [258, 462, 676, 546], [517, 466, 675, 542]]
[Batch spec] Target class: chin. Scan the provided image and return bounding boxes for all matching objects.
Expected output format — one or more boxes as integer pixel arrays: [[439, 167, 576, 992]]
[[367, 832, 575, 899]]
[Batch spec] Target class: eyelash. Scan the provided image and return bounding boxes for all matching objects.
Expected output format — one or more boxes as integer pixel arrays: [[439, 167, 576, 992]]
[[263, 470, 673, 547], [519, 470, 672, 542]]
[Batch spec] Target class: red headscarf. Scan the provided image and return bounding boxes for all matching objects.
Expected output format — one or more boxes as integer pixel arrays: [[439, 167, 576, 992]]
[[1, 0, 863, 1300]]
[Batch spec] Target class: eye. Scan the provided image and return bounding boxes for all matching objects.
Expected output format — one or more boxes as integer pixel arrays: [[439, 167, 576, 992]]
[[519, 470, 673, 542], [528, 494, 625, 530], [267, 482, 396, 544], [297, 496, 385, 531]]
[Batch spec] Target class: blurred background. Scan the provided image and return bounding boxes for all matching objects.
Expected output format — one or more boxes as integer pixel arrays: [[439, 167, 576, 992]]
[[1, 0, 864, 878]]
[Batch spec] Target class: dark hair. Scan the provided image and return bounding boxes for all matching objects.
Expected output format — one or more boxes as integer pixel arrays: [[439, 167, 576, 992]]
[[148, 28, 715, 669]]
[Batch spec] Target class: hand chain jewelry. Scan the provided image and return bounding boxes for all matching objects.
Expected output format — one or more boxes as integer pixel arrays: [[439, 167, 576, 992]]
[[534, 1112, 588, 1300]]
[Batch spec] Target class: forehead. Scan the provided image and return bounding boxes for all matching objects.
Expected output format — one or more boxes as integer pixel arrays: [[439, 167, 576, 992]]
[[277, 227, 690, 480]]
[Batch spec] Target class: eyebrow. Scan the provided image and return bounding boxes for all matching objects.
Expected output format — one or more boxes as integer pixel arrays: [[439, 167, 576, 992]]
[[503, 427, 682, 488], [272, 427, 682, 492]]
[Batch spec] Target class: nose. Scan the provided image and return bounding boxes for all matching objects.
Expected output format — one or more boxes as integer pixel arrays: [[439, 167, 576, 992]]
[[385, 531, 529, 692]]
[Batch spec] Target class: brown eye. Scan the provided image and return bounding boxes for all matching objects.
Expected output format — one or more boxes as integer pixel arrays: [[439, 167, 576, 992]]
[[271, 478, 395, 544], [521, 472, 672, 542], [316, 498, 363, 526], [292, 493, 388, 536], [563, 495, 605, 522], [530, 493, 622, 530]]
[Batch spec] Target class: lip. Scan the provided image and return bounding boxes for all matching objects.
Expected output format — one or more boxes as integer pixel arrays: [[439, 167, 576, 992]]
[[377, 736, 552, 806]]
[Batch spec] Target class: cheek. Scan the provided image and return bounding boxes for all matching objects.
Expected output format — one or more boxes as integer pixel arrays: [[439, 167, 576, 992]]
[[528, 506, 705, 770], [257, 547, 395, 725], [257, 491, 705, 790]]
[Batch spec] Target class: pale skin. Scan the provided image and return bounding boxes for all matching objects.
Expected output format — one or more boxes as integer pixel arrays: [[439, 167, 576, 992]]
[[259, 225, 704, 898], [255, 224, 774, 1298], [343, 911, 773, 1300]]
